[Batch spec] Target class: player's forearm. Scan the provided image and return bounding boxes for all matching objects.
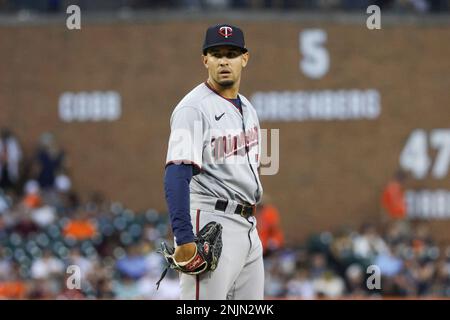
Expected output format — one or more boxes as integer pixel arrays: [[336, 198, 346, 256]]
[[164, 163, 195, 245]]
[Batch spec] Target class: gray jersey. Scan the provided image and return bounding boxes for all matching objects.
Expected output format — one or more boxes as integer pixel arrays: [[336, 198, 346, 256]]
[[166, 82, 263, 205]]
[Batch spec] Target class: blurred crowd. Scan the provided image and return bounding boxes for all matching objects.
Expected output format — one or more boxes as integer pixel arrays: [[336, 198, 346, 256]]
[[1, 128, 450, 299], [264, 221, 450, 298], [0, 0, 448, 13], [0, 128, 178, 299]]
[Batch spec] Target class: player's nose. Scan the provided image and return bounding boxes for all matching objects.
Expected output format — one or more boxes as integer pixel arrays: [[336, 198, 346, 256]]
[[218, 57, 229, 66]]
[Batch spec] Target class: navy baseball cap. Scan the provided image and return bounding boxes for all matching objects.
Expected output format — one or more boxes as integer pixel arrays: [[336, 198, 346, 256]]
[[202, 24, 248, 55]]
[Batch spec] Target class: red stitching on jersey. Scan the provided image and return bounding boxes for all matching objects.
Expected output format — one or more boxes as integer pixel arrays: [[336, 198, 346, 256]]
[[196, 209, 201, 300]]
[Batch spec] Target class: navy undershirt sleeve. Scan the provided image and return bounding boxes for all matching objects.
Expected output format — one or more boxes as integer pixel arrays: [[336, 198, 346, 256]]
[[164, 163, 195, 245]]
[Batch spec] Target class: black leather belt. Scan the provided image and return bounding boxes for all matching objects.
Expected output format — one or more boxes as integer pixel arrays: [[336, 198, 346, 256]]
[[215, 199, 255, 219]]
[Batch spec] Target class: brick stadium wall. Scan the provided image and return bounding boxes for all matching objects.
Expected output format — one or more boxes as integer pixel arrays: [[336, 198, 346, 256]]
[[1, 19, 450, 244]]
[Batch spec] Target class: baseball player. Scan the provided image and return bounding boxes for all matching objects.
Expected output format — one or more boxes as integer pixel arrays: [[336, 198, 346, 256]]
[[164, 23, 264, 300]]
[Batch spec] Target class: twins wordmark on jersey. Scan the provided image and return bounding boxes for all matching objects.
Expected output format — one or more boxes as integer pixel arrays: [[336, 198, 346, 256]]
[[211, 125, 259, 162]]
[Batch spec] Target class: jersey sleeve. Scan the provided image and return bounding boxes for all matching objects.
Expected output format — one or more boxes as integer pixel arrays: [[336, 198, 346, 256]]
[[166, 106, 205, 174]]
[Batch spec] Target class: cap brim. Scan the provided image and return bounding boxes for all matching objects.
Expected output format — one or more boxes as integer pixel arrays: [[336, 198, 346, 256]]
[[203, 43, 248, 55]]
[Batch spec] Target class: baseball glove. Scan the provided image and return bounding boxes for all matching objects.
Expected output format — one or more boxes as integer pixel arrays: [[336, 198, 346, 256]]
[[156, 221, 223, 289]]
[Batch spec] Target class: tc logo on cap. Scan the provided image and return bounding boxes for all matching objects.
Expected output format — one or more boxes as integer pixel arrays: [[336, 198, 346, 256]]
[[218, 26, 233, 38]]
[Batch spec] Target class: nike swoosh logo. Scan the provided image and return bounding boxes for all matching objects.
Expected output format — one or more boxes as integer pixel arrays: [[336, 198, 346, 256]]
[[215, 113, 225, 121]]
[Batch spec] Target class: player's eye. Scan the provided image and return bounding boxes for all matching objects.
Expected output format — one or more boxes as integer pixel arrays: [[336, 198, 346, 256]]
[[227, 52, 239, 58], [210, 52, 239, 59]]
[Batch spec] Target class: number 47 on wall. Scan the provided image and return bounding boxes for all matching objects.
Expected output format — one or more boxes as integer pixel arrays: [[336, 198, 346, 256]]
[[400, 129, 450, 179]]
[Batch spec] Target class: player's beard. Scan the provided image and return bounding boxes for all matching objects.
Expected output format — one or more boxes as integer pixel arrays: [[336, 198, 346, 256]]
[[217, 79, 234, 88]]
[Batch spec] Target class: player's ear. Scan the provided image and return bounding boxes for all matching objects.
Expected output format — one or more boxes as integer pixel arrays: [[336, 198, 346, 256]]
[[202, 54, 209, 69], [241, 51, 249, 68]]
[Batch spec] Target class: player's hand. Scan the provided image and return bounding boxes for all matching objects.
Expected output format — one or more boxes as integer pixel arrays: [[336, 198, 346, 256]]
[[156, 222, 223, 289], [174, 242, 197, 263]]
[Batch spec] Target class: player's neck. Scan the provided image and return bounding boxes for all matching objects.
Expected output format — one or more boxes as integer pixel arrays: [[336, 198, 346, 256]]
[[206, 79, 240, 99]]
